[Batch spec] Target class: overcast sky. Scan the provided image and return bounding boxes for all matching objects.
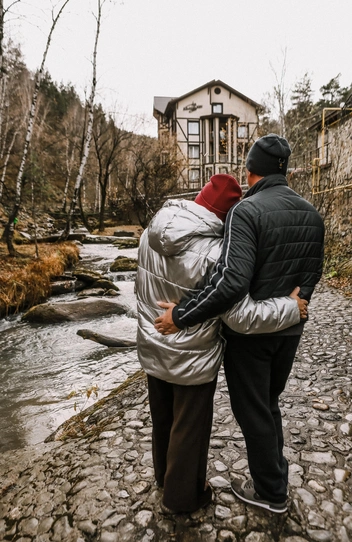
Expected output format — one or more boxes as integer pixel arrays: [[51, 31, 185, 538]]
[[6, 0, 352, 137]]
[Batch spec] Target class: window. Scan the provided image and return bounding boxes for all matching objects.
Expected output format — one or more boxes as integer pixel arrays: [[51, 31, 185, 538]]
[[212, 103, 223, 114], [214, 87, 221, 95], [205, 167, 213, 181], [188, 121, 199, 135], [238, 125, 248, 139], [188, 145, 200, 159], [219, 167, 228, 174], [189, 169, 200, 183]]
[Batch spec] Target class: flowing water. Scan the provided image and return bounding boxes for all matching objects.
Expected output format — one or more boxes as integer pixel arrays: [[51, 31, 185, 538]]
[[0, 243, 139, 453]]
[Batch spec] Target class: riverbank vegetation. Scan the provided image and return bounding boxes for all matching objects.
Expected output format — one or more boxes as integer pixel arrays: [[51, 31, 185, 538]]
[[323, 242, 352, 298], [0, 241, 79, 317]]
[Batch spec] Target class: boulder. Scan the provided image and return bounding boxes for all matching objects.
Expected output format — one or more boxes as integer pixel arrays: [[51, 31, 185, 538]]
[[83, 235, 117, 244], [50, 279, 77, 296], [22, 298, 129, 324], [112, 237, 139, 248], [91, 279, 120, 292], [77, 288, 105, 298], [105, 289, 120, 297], [72, 268, 103, 284], [110, 256, 138, 272]]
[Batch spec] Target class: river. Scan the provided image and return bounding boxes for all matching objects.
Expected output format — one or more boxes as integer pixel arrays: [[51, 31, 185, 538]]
[[0, 242, 139, 453]]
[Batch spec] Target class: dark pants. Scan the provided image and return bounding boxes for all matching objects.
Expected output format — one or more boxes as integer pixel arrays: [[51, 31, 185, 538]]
[[147, 374, 217, 512], [224, 334, 301, 503]]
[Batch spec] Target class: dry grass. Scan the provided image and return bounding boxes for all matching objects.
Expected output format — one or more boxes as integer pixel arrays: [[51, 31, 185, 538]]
[[0, 242, 80, 316]]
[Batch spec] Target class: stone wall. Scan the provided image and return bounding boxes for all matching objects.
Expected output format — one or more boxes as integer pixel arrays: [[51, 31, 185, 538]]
[[289, 116, 352, 253]]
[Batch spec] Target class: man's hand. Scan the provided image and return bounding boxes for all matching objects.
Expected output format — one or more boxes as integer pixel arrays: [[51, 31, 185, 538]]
[[289, 287, 308, 319], [154, 302, 180, 335]]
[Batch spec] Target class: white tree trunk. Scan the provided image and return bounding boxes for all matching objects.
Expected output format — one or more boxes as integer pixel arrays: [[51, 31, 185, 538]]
[[62, 0, 104, 239], [4, 0, 71, 255], [0, 126, 19, 200], [62, 131, 76, 211]]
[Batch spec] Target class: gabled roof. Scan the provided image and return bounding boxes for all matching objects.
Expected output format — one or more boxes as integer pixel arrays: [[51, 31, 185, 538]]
[[153, 79, 262, 117], [153, 96, 175, 115]]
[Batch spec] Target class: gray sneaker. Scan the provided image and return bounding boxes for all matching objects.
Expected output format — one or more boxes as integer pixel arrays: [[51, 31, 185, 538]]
[[231, 478, 287, 514]]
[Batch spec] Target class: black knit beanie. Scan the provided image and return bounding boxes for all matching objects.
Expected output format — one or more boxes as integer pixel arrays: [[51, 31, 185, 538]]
[[246, 133, 291, 176]]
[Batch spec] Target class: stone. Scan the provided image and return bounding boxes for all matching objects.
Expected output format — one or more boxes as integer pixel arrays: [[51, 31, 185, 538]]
[[301, 451, 337, 465], [232, 458, 248, 470], [308, 480, 327, 493], [219, 492, 236, 504], [134, 510, 153, 527], [306, 529, 333, 541], [110, 257, 138, 272], [19, 517, 39, 536], [295, 488, 316, 506], [244, 532, 272, 542], [343, 515, 352, 532], [320, 501, 335, 517], [334, 468, 351, 482], [214, 460, 228, 472], [102, 514, 126, 528], [100, 532, 120, 542], [308, 511, 325, 528], [132, 481, 150, 495], [209, 476, 231, 488], [338, 526, 351, 542], [312, 402, 329, 411], [229, 515, 247, 531], [113, 238, 139, 248], [76, 520, 96, 535], [218, 530, 236, 542], [332, 488, 344, 503], [22, 298, 128, 323], [215, 505, 231, 519], [340, 423, 352, 436]]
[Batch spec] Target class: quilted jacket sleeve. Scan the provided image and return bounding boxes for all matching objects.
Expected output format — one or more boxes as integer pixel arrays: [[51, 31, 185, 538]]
[[221, 294, 300, 334]]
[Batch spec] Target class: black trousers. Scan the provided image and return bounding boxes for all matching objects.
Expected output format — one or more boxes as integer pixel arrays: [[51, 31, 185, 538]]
[[224, 334, 301, 503], [147, 374, 217, 512]]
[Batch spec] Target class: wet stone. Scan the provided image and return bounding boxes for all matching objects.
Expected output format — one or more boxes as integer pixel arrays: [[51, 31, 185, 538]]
[[215, 505, 231, 519]]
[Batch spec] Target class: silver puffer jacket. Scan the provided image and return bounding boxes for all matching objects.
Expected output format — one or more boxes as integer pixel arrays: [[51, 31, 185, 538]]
[[136, 199, 299, 385]]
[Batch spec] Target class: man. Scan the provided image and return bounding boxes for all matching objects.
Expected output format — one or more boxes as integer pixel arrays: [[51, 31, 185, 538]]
[[155, 134, 325, 514], [137, 173, 306, 514]]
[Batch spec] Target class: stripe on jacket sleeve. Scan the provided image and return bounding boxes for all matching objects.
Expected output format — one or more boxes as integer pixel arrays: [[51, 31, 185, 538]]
[[178, 200, 246, 322]]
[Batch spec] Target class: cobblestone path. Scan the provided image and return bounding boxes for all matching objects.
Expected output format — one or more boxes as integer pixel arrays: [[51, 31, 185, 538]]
[[0, 282, 351, 542]]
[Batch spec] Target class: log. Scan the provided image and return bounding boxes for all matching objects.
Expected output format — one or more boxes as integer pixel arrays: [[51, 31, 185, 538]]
[[77, 328, 137, 348]]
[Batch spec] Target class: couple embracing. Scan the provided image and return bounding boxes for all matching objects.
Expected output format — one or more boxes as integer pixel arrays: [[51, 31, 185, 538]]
[[135, 134, 324, 515]]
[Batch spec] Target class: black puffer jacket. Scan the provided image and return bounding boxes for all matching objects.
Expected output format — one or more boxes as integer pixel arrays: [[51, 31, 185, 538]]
[[173, 174, 325, 336]]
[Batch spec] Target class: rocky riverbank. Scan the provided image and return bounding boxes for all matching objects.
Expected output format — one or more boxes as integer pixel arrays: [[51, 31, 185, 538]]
[[0, 281, 351, 542]]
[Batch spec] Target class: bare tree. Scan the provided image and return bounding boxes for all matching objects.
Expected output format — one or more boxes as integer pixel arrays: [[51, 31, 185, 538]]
[[60, 0, 105, 240], [92, 109, 132, 231], [116, 137, 185, 228], [269, 48, 290, 137], [3, 0, 71, 256], [61, 102, 83, 212], [0, 1, 21, 97]]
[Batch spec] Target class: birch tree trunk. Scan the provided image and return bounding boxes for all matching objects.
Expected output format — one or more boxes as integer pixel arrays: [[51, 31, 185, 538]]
[[60, 0, 104, 240], [62, 130, 75, 212], [3, 0, 71, 256], [0, 127, 19, 200]]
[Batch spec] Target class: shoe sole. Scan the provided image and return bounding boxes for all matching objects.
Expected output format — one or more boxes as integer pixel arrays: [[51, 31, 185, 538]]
[[231, 487, 287, 514]]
